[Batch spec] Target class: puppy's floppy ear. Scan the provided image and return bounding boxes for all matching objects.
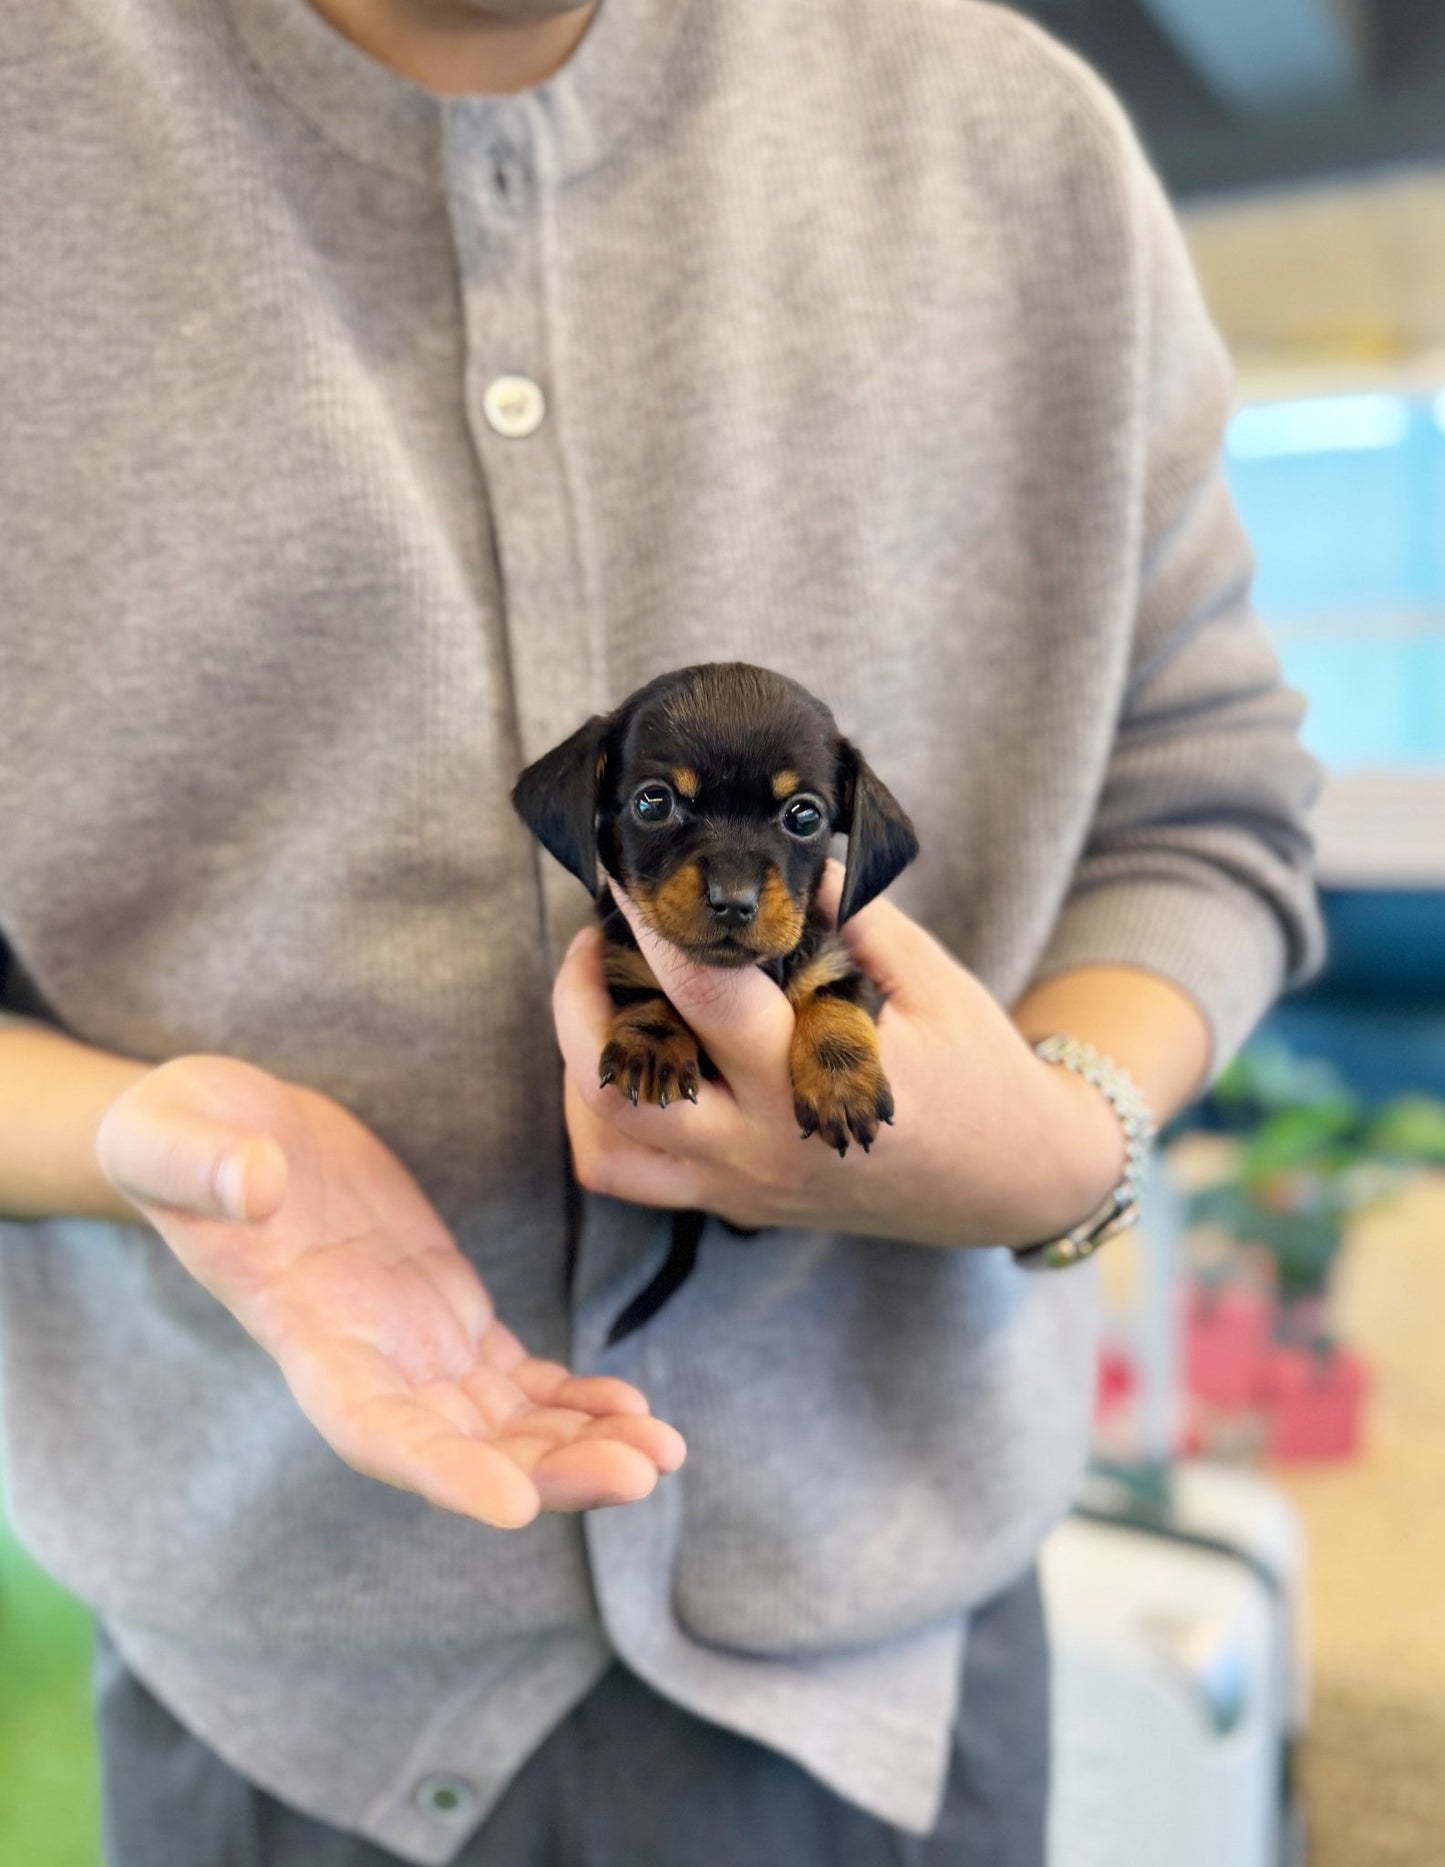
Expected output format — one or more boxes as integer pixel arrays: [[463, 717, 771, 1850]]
[[511, 715, 611, 892], [834, 739, 919, 925]]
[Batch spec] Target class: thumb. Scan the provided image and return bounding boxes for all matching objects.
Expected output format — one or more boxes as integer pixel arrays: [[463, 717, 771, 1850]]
[[96, 1095, 289, 1224], [605, 883, 795, 1100], [815, 861, 954, 1008]]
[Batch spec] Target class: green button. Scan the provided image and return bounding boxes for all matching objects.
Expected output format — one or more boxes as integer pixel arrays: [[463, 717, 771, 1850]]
[[414, 1772, 478, 1825]]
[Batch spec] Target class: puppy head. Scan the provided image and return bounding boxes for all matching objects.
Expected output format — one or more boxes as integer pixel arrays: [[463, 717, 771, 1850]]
[[511, 663, 918, 969]]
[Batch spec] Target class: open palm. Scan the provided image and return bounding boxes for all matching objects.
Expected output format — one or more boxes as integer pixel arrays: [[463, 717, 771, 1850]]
[[95, 1054, 685, 1529]]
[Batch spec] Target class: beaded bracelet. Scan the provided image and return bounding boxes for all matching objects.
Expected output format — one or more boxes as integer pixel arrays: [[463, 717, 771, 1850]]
[[1010, 1033, 1158, 1270]]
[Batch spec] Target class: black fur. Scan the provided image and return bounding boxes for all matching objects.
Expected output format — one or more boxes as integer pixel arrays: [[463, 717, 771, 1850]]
[[509, 714, 609, 893], [834, 739, 920, 926]]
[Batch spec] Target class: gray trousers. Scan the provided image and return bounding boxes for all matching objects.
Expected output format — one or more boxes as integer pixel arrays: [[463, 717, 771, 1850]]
[[95, 1567, 1049, 1867]]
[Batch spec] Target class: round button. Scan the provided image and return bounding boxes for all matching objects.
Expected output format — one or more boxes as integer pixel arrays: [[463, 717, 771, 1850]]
[[483, 374, 546, 439], [413, 1772, 478, 1826]]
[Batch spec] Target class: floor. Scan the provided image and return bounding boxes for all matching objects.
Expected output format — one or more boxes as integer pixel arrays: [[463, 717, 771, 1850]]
[[2, 1168, 1442, 1867]]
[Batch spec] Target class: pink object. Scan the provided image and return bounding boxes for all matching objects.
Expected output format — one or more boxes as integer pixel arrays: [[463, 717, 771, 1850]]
[[1275, 1295, 1329, 1346], [1096, 1346, 1136, 1415], [1259, 1346, 1369, 1461], [1184, 1281, 1273, 1408]]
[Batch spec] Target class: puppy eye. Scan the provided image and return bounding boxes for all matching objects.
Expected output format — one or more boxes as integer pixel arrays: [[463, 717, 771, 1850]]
[[631, 783, 676, 825], [781, 795, 826, 839]]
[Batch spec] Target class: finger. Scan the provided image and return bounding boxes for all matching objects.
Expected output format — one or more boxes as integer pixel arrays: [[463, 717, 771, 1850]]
[[552, 926, 735, 1154], [813, 857, 845, 927], [576, 1411, 687, 1471], [96, 1097, 289, 1224], [335, 1389, 543, 1529], [507, 1362, 654, 1417], [773, 855, 945, 1011], [452, 1360, 556, 1435], [399, 1430, 543, 1529], [832, 884, 955, 1008], [550, 926, 610, 1073], [459, 1371, 684, 1469], [563, 1075, 706, 1210], [604, 883, 796, 1107], [525, 1438, 664, 1512], [410, 1379, 500, 1438], [485, 1405, 685, 1474]]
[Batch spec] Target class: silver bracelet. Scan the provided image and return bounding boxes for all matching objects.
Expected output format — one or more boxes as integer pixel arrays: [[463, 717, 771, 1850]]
[[1010, 1034, 1157, 1270]]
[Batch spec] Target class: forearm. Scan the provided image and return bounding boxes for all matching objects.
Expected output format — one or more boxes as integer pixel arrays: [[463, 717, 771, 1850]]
[[1010, 963, 1213, 1128], [0, 1021, 150, 1221]]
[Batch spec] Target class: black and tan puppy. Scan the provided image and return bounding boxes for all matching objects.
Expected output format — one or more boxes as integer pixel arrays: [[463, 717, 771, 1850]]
[[512, 662, 918, 1157]]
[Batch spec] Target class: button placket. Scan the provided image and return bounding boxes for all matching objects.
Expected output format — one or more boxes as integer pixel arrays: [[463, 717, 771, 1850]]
[[489, 139, 529, 206], [443, 99, 533, 241], [444, 105, 602, 977]]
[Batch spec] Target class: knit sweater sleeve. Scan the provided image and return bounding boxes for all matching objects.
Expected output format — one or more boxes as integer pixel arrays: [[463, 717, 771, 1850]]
[[1024, 110, 1328, 1086]]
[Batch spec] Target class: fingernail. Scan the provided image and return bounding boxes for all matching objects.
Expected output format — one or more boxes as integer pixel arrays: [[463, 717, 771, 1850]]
[[215, 1151, 248, 1222]]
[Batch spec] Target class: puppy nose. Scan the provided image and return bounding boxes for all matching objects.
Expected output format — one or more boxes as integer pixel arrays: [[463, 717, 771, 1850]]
[[706, 879, 760, 928]]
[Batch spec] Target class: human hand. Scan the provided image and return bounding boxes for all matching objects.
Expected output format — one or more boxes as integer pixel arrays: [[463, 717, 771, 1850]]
[[94, 1055, 685, 1528], [552, 864, 1125, 1251]]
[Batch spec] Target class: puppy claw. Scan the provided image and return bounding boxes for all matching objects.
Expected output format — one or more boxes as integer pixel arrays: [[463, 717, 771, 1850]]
[[599, 1067, 616, 1089], [599, 1019, 700, 1111], [791, 1001, 893, 1161]]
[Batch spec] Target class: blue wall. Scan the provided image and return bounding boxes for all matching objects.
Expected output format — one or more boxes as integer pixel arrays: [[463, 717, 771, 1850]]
[[1227, 391, 1445, 773], [1223, 392, 1445, 1101]]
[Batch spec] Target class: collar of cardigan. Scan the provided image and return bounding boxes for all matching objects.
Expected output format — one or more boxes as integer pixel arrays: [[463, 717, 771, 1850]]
[[222, 0, 694, 189]]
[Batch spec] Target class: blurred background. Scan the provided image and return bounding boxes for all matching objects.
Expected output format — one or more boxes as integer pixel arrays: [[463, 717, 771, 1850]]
[[1010, 5, 1445, 1866], [3, 4, 1443, 1865]]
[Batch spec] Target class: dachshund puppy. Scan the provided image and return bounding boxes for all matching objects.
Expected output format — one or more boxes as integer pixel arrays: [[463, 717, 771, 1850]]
[[512, 662, 918, 1340], [513, 662, 918, 1151]]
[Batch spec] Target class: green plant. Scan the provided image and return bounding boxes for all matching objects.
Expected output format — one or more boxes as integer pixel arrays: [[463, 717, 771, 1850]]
[[1182, 1038, 1445, 1307]]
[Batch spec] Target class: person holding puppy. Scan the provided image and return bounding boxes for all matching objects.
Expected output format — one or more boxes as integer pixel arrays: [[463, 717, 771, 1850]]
[[0, 1, 1323, 1863]]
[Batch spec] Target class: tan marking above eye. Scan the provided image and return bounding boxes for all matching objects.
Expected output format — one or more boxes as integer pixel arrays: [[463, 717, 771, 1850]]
[[671, 768, 700, 799], [771, 769, 800, 800]]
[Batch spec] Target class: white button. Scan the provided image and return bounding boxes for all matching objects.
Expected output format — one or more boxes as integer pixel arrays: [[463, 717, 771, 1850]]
[[413, 1772, 478, 1826], [483, 374, 546, 439]]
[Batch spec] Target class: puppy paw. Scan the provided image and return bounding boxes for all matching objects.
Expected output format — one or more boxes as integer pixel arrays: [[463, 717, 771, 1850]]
[[599, 1004, 701, 1109], [790, 998, 894, 1156]]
